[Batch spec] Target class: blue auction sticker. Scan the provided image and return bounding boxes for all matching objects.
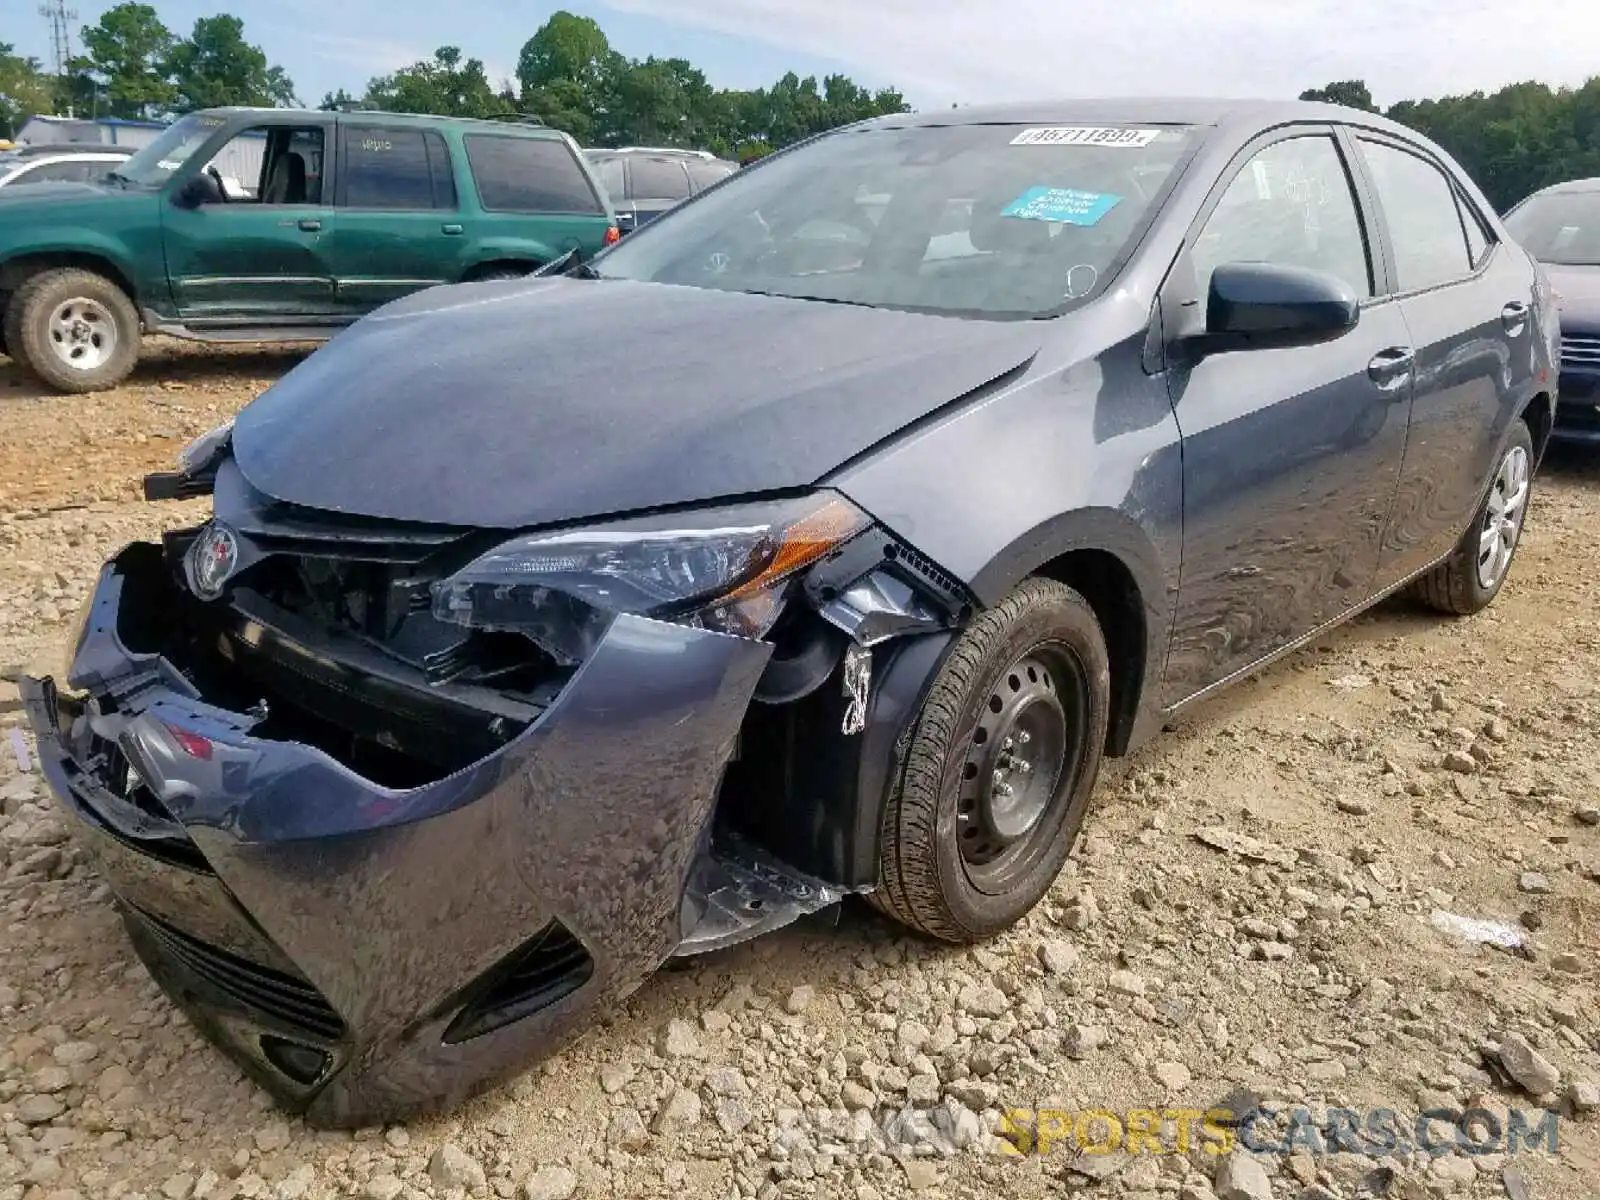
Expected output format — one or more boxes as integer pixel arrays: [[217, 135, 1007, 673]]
[[1002, 187, 1122, 226]]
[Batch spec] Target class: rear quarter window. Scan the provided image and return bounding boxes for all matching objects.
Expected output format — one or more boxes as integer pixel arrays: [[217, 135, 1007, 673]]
[[629, 157, 691, 201], [465, 135, 603, 215], [687, 160, 735, 192]]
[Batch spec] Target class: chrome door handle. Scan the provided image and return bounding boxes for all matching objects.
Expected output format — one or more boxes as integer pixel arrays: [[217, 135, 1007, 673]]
[[1367, 347, 1414, 390], [297, 218, 322, 232]]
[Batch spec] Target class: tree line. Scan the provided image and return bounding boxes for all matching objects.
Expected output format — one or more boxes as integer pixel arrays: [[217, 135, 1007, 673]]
[[0, 5, 909, 161], [3, 6, 1598, 197], [1302, 78, 1600, 210]]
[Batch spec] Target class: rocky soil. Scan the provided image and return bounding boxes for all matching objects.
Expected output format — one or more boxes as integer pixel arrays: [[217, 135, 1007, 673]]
[[1, 345, 1597, 1200]]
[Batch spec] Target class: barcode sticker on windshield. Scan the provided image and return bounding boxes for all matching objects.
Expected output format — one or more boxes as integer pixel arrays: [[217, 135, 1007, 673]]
[[1011, 127, 1161, 148]]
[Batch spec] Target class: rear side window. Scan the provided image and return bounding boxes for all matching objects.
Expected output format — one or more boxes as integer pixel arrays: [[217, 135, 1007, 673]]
[[591, 156, 625, 198], [630, 157, 691, 201], [1357, 139, 1473, 291], [687, 160, 735, 192], [342, 127, 455, 210], [465, 135, 602, 214]]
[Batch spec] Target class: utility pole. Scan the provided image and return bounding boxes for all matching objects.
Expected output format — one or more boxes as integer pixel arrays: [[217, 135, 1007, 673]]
[[38, 0, 79, 116]]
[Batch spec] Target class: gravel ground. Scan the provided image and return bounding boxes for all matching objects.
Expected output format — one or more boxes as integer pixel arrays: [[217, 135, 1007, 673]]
[[0, 344, 1597, 1200]]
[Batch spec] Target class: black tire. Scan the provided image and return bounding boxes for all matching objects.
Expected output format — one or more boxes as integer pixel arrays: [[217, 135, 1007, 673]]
[[4, 268, 140, 393], [869, 577, 1111, 942], [1410, 420, 1535, 616], [469, 265, 534, 283]]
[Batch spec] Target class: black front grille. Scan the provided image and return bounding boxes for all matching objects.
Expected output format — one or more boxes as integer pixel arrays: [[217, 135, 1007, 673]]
[[443, 921, 593, 1044], [139, 912, 345, 1041], [1561, 332, 1600, 370]]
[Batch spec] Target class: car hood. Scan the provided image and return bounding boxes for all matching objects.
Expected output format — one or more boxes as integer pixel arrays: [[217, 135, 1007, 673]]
[[232, 277, 1043, 529], [1547, 263, 1600, 328]]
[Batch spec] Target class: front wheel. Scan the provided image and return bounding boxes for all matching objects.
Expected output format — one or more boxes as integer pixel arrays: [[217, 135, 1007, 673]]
[[3, 268, 140, 393], [1410, 420, 1534, 615], [869, 577, 1110, 942]]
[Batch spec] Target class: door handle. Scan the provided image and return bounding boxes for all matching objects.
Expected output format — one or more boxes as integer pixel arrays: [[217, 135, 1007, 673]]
[[442, 223, 463, 236], [297, 218, 322, 232], [1501, 301, 1529, 333], [1367, 346, 1414, 390]]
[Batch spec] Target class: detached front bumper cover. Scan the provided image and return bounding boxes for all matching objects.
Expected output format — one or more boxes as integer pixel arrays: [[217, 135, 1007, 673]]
[[22, 544, 771, 1126]]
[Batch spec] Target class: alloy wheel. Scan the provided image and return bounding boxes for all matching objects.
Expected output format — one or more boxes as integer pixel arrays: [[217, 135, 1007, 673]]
[[1477, 444, 1529, 590]]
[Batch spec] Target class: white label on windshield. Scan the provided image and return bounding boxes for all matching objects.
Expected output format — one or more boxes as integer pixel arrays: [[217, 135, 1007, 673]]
[[1010, 127, 1160, 148]]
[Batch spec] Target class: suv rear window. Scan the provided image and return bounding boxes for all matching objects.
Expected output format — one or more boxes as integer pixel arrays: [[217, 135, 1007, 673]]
[[630, 157, 691, 201], [465, 135, 602, 214]]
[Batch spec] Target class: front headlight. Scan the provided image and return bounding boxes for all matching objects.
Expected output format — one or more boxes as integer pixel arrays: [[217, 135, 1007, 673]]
[[177, 421, 234, 476], [431, 493, 870, 663]]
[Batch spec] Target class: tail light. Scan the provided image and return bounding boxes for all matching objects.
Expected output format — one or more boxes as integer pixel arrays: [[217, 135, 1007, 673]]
[[604, 225, 621, 245]]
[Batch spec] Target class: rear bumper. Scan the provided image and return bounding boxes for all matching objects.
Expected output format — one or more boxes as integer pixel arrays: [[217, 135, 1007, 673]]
[[23, 544, 769, 1126]]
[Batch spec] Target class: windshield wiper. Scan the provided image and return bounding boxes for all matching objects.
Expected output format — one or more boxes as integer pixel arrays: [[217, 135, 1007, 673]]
[[533, 249, 601, 279]]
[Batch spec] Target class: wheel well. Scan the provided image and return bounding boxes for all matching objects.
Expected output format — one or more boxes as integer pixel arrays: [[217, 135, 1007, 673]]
[[1522, 391, 1553, 467], [462, 259, 542, 281], [0, 252, 138, 307], [1033, 549, 1146, 757]]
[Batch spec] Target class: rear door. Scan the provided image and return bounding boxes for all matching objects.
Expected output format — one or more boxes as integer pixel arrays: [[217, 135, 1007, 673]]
[[627, 155, 693, 228], [322, 123, 463, 312], [1161, 128, 1415, 702], [1349, 133, 1539, 586], [462, 133, 611, 258]]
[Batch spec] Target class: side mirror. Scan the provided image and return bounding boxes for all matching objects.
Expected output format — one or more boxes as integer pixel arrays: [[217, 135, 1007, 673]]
[[1190, 261, 1359, 356], [172, 175, 213, 209]]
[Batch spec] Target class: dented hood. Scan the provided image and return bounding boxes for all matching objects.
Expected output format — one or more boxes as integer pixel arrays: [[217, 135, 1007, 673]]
[[231, 277, 1041, 529]]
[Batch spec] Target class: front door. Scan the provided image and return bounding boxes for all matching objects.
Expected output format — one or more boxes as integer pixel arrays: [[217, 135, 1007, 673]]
[[162, 122, 338, 322], [1161, 129, 1414, 703], [1350, 134, 1541, 586], [322, 123, 464, 313]]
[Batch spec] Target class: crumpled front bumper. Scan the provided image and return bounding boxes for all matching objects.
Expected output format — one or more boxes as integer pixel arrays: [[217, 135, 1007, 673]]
[[22, 544, 770, 1126]]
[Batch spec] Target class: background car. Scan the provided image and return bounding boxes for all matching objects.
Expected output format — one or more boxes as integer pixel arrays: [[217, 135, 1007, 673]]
[[0, 144, 131, 190], [585, 146, 736, 234], [0, 107, 619, 393], [1504, 177, 1600, 444]]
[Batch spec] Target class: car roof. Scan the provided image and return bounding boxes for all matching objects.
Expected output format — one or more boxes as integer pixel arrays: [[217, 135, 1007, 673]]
[[200, 106, 569, 137], [587, 147, 720, 160], [860, 97, 1419, 137], [1529, 177, 1600, 197]]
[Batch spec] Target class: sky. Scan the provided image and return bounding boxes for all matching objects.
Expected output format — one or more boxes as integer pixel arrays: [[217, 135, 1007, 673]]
[[10, 0, 1600, 112]]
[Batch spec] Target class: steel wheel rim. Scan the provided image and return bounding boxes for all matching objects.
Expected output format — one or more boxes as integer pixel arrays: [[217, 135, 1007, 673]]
[[47, 297, 117, 372], [1477, 444, 1529, 590], [956, 641, 1090, 895]]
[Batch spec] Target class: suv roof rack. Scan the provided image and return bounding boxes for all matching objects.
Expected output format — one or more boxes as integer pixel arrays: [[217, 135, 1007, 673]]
[[486, 113, 546, 126], [598, 145, 716, 159]]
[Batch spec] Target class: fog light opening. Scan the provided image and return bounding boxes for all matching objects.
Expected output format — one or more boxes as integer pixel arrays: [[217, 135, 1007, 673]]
[[260, 1035, 331, 1085]]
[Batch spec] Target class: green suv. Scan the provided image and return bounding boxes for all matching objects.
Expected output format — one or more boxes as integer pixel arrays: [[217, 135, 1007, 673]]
[[0, 108, 619, 392]]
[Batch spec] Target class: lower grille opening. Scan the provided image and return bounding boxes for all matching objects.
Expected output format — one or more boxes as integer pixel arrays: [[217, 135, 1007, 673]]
[[137, 911, 345, 1042], [442, 922, 593, 1045]]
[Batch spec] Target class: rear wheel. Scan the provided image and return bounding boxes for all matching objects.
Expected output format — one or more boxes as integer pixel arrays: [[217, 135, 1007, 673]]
[[4, 268, 140, 393], [869, 577, 1110, 942], [468, 265, 535, 283], [1410, 421, 1534, 615]]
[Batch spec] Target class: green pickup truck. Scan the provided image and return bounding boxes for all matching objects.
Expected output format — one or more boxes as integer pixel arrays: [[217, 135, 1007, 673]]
[[0, 107, 619, 393]]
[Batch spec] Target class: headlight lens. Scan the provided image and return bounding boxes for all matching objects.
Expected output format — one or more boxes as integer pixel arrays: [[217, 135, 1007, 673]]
[[177, 421, 234, 476], [432, 493, 870, 663]]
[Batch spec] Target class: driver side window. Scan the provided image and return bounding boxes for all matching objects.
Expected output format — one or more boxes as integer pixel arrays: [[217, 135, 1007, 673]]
[[200, 126, 327, 205], [1193, 135, 1373, 299]]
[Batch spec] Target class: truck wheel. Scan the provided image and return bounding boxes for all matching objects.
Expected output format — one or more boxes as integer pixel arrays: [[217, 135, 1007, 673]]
[[869, 577, 1110, 943], [3, 268, 141, 393]]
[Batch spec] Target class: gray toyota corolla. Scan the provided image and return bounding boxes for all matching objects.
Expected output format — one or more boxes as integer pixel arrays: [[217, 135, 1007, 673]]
[[22, 99, 1556, 1126]]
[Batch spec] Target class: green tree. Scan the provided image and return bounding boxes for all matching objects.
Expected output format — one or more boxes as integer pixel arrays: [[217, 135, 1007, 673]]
[[80, 3, 175, 118], [364, 46, 512, 118], [165, 15, 297, 110], [517, 11, 616, 94], [0, 43, 57, 136], [1299, 80, 1376, 111]]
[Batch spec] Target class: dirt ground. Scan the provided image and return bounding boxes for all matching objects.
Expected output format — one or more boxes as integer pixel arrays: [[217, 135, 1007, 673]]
[[0, 343, 1596, 1200]]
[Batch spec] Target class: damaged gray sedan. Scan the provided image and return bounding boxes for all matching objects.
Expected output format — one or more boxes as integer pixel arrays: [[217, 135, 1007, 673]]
[[21, 98, 1554, 1125]]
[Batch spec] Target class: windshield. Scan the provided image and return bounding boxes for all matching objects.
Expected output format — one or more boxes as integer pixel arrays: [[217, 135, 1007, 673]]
[[593, 122, 1198, 318], [1504, 191, 1600, 266], [116, 112, 228, 187]]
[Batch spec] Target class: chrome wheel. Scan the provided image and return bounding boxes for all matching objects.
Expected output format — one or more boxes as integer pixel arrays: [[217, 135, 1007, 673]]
[[47, 297, 118, 372], [1477, 444, 1529, 589], [957, 642, 1090, 894]]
